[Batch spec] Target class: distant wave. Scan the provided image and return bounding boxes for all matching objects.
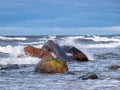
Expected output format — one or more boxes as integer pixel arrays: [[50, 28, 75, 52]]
[[0, 36, 27, 41], [81, 36, 120, 42], [58, 35, 120, 49], [84, 42, 120, 48], [68, 35, 120, 42], [1, 35, 120, 65]]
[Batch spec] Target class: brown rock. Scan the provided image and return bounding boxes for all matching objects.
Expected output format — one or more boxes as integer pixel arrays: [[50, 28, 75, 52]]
[[61, 45, 88, 61], [72, 53, 88, 61], [24, 45, 53, 59], [42, 40, 72, 62], [34, 58, 68, 73]]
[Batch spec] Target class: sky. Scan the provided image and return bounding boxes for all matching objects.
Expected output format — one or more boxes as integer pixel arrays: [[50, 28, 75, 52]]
[[0, 0, 120, 35]]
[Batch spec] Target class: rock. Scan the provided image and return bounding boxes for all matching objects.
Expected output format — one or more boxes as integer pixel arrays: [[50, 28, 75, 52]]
[[24, 45, 53, 59], [34, 58, 68, 73], [0, 64, 19, 70], [42, 40, 72, 62], [108, 64, 120, 70], [61, 45, 88, 61], [78, 73, 98, 80]]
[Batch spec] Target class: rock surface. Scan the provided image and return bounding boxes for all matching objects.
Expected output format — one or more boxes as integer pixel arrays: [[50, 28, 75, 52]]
[[42, 40, 72, 62], [34, 58, 68, 73], [24, 45, 53, 59], [61, 45, 88, 61]]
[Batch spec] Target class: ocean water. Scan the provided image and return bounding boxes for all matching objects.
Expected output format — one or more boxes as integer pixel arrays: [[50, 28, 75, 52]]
[[0, 35, 120, 90]]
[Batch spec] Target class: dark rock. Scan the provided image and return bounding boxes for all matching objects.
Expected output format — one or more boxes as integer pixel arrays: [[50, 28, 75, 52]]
[[108, 64, 120, 70], [0, 64, 19, 70], [61, 45, 88, 61], [78, 73, 98, 80], [24, 45, 53, 59], [42, 40, 72, 62], [34, 58, 68, 73]]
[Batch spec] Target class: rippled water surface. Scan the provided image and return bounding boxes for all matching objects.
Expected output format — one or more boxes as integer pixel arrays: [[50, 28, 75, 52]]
[[0, 35, 120, 90]]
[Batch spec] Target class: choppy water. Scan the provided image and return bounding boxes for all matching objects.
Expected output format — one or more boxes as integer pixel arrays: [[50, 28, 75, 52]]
[[0, 35, 120, 90]]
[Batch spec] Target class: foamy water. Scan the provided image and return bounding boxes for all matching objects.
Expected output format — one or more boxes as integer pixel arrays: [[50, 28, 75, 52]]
[[0, 35, 120, 90], [0, 36, 27, 41]]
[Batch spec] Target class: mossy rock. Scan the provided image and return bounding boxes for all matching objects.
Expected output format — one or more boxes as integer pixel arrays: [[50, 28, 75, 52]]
[[34, 58, 68, 73]]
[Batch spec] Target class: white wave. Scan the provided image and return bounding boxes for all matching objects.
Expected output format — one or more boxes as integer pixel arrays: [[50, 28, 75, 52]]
[[0, 36, 27, 41], [0, 45, 42, 65], [0, 45, 24, 56], [19, 41, 45, 45], [0, 57, 41, 65], [48, 35, 57, 40], [70, 35, 120, 42], [84, 36, 120, 42], [58, 35, 120, 43], [85, 42, 120, 48]]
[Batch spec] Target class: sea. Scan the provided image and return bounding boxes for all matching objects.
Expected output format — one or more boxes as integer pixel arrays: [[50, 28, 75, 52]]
[[0, 35, 120, 90]]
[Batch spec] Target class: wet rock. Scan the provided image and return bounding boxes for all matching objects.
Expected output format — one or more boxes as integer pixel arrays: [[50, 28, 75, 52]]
[[42, 40, 72, 62], [61, 45, 88, 61], [0, 64, 19, 70], [78, 73, 98, 80], [34, 58, 68, 73], [108, 64, 120, 70], [24, 45, 53, 59]]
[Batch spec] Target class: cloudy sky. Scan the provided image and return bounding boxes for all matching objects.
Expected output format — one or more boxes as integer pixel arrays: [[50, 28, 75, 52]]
[[0, 0, 120, 35]]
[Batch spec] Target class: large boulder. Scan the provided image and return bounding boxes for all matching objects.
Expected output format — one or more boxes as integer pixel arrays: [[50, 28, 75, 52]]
[[34, 58, 68, 73], [42, 40, 72, 62], [24, 45, 53, 59], [61, 45, 88, 61]]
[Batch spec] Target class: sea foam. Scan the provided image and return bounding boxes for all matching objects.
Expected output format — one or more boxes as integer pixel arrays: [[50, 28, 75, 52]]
[[0, 36, 27, 41]]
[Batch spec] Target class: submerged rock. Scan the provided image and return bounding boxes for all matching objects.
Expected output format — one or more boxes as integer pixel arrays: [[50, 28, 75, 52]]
[[108, 64, 120, 70], [78, 72, 98, 80], [34, 58, 68, 73], [61, 45, 88, 61], [0, 64, 19, 70], [42, 40, 72, 62], [24, 45, 53, 59]]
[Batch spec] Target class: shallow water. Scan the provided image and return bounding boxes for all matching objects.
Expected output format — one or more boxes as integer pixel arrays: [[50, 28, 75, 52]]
[[0, 35, 120, 90]]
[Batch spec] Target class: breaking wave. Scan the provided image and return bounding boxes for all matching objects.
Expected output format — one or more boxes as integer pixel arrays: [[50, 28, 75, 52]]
[[0, 35, 120, 65], [0, 36, 27, 41]]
